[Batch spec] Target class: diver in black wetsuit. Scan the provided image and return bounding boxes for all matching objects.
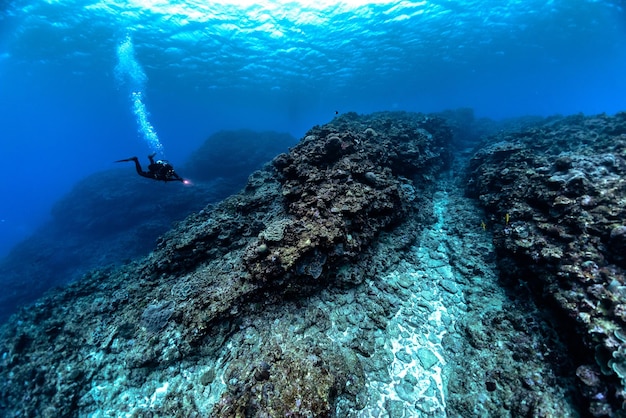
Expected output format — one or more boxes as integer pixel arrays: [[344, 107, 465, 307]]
[[116, 153, 185, 183]]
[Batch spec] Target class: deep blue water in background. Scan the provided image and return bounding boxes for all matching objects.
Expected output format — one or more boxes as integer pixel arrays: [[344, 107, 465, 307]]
[[0, 0, 625, 258]]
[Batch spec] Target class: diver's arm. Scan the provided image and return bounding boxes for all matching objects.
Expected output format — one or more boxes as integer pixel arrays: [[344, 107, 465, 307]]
[[171, 173, 185, 182], [162, 174, 184, 183]]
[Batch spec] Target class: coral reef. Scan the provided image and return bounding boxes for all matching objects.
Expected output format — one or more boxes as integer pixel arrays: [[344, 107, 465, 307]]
[[467, 112, 626, 416], [4, 109, 621, 416], [0, 112, 451, 416]]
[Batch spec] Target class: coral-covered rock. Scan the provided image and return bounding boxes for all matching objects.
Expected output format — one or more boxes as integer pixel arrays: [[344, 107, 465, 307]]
[[467, 112, 626, 416], [243, 115, 450, 287], [0, 112, 451, 416]]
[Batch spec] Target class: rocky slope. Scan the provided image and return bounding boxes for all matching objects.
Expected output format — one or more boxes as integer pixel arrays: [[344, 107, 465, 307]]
[[0, 112, 452, 416], [467, 112, 626, 416], [2, 111, 625, 417], [0, 130, 295, 323]]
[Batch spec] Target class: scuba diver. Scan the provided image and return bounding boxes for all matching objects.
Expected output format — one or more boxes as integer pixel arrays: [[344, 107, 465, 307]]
[[116, 153, 186, 183]]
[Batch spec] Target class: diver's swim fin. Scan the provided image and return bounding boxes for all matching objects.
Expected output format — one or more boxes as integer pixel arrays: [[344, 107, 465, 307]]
[[115, 157, 138, 163]]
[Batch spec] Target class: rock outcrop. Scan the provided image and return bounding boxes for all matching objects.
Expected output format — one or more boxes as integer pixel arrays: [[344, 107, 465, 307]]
[[0, 130, 295, 323], [467, 112, 626, 416], [0, 112, 451, 416]]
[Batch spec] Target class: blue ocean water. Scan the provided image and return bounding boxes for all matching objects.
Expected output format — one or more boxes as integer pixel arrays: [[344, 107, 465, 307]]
[[0, 0, 624, 258]]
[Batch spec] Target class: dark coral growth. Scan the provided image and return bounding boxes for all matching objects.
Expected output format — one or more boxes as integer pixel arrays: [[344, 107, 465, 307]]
[[467, 112, 626, 416], [0, 112, 450, 416], [150, 112, 451, 292], [211, 335, 357, 417], [246, 113, 451, 287]]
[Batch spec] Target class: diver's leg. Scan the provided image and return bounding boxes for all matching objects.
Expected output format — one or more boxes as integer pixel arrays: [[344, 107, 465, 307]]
[[130, 157, 146, 176]]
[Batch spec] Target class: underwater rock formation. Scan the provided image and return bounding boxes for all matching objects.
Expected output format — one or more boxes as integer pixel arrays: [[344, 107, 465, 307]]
[[467, 112, 626, 416], [0, 170, 219, 323], [0, 112, 451, 416], [183, 129, 297, 184], [0, 130, 294, 324]]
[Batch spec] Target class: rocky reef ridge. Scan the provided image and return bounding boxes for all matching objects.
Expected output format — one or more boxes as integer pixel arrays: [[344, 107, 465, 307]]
[[468, 112, 626, 416], [0, 112, 451, 416], [0, 129, 295, 324], [3, 110, 626, 417]]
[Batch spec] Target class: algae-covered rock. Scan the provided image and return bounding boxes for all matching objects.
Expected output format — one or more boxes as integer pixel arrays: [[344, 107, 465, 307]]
[[467, 112, 626, 416], [0, 112, 451, 417]]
